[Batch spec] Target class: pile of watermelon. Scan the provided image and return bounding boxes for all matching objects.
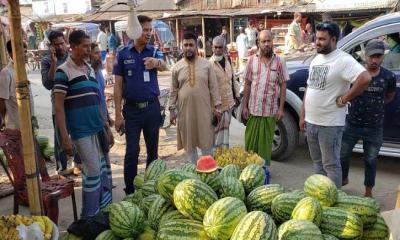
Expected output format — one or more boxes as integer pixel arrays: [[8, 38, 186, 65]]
[[95, 159, 390, 240]]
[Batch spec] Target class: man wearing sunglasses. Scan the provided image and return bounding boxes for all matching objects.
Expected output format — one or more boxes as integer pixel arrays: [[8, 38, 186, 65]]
[[299, 22, 372, 188]]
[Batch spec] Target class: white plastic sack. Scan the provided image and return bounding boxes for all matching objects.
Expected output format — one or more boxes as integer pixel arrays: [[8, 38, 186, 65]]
[[381, 209, 400, 240], [17, 221, 59, 240]]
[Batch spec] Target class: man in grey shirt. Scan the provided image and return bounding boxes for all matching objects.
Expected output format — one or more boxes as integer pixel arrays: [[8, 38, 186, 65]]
[[41, 30, 81, 175]]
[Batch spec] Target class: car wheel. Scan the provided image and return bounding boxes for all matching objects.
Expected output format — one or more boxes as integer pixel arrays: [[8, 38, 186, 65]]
[[272, 110, 299, 161]]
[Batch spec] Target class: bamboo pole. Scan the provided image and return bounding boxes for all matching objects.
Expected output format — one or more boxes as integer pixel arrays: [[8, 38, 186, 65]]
[[229, 17, 234, 45], [7, 0, 43, 215]]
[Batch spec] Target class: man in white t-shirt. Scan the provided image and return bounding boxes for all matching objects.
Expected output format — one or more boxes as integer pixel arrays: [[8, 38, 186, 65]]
[[97, 27, 108, 62], [299, 22, 371, 188]]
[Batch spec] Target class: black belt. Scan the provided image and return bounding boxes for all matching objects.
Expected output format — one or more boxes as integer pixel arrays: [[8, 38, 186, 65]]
[[125, 98, 158, 109]]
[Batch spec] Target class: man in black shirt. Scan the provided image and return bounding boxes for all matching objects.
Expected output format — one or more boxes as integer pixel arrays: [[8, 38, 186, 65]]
[[340, 39, 396, 197]]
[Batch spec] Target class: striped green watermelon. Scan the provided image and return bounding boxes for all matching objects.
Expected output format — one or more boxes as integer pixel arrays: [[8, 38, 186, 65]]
[[247, 184, 285, 213], [362, 214, 389, 240], [123, 190, 143, 205], [159, 210, 186, 229], [181, 162, 197, 173], [220, 164, 241, 179], [197, 171, 219, 185], [271, 191, 307, 223], [95, 230, 118, 240], [278, 219, 324, 240], [320, 207, 363, 239], [218, 177, 246, 201], [133, 172, 145, 189], [291, 197, 322, 226], [144, 159, 166, 181], [207, 174, 222, 192], [173, 179, 218, 221], [147, 196, 174, 230], [304, 174, 338, 207], [156, 169, 197, 203], [139, 194, 161, 215], [203, 197, 248, 240], [109, 201, 145, 238], [137, 225, 156, 240], [334, 195, 379, 228], [157, 219, 211, 240], [337, 189, 347, 198], [239, 164, 265, 193], [322, 234, 339, 240], [141, 180, 157, 198], [231, 211, 277, 240]]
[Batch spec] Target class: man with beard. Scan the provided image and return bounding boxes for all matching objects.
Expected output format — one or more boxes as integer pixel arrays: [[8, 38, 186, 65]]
[[340, 39, 396, 197], [90, 43, 114, 147], [210, 36, 240, 148], [169, 32, 222, 163], [241, 30, 289, 166], [41, 30, 81, 175], [299, 22, 371, 188], [55, 30, 112, 219], [113, 15, 167, 195]]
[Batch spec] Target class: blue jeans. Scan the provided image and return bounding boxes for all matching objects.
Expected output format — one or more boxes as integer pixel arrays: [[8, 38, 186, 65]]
[[123, 101, 161, 194], [340, 122, 383, 187], [52, 115, 81, 170], [306, 122, 344, 188]]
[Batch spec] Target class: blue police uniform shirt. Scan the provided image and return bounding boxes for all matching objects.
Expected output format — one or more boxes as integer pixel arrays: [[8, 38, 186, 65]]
[[113, 43, 164, 102]]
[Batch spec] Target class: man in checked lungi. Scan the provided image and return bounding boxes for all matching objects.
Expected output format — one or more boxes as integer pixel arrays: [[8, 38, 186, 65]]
[[209, 36, 240, 148], [241, 30, 290, 166]]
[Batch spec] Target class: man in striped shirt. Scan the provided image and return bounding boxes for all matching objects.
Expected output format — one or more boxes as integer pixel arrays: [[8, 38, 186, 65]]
[[241, 30, 289, 165], [54, 30, 113, 219]]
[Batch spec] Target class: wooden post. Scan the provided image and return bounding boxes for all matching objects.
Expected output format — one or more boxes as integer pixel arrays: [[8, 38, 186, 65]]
[[396, 184, 400, 209], [264, 14, 267, 29], [7, 0, 43, 216], [0, 25, 7, 69], [175, 18, 179, 48], [229, 16, 234, 45], [202, 16, 206, 55]]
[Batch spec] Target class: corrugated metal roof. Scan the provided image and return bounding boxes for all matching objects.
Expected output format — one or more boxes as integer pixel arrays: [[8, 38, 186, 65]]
[[96, 0, 177, 12]]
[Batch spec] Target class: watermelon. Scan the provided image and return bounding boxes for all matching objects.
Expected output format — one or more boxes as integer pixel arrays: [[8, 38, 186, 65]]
[[231, 211, 277, 240], [159, 210, 186, 229], [334, 195, 379, 228], [181, 162, 197, 173], [109, 201, 145, 238], [239, 164, 265, 193], [133, 172, 145, 189], [147, 196, 174, 230], [291, 196, 322, 226], [320, 207, 363, 239], [304, 174, 338, 207], [123, 190, 143, 205], [144, 159, 166, 181], [278, 219, 324, 240], [220, 164, 241, 179], [337, 189, 347, 198], [137, 225, 156, 240], [322, 234, 339, 240], [362, 214, 389, 240], [247, 184, 285, 213], [173, 179, 218, 221], [271, 191, 306, 223], [36, 135, 49, 150], [207, 174, 222, 192], [141, 180, 157, 198], [155, 169, 197, 203], [157, 219, 210, 240], [139, 194, 161, 215], [203, 197, 248, 240], [218, 177, 245, 201], [95, 230, 118, 240], [197, 171, 219, 185]]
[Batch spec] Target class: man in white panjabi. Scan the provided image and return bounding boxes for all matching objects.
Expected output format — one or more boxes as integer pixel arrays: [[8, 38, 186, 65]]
[[169, 32, 222, 163]]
